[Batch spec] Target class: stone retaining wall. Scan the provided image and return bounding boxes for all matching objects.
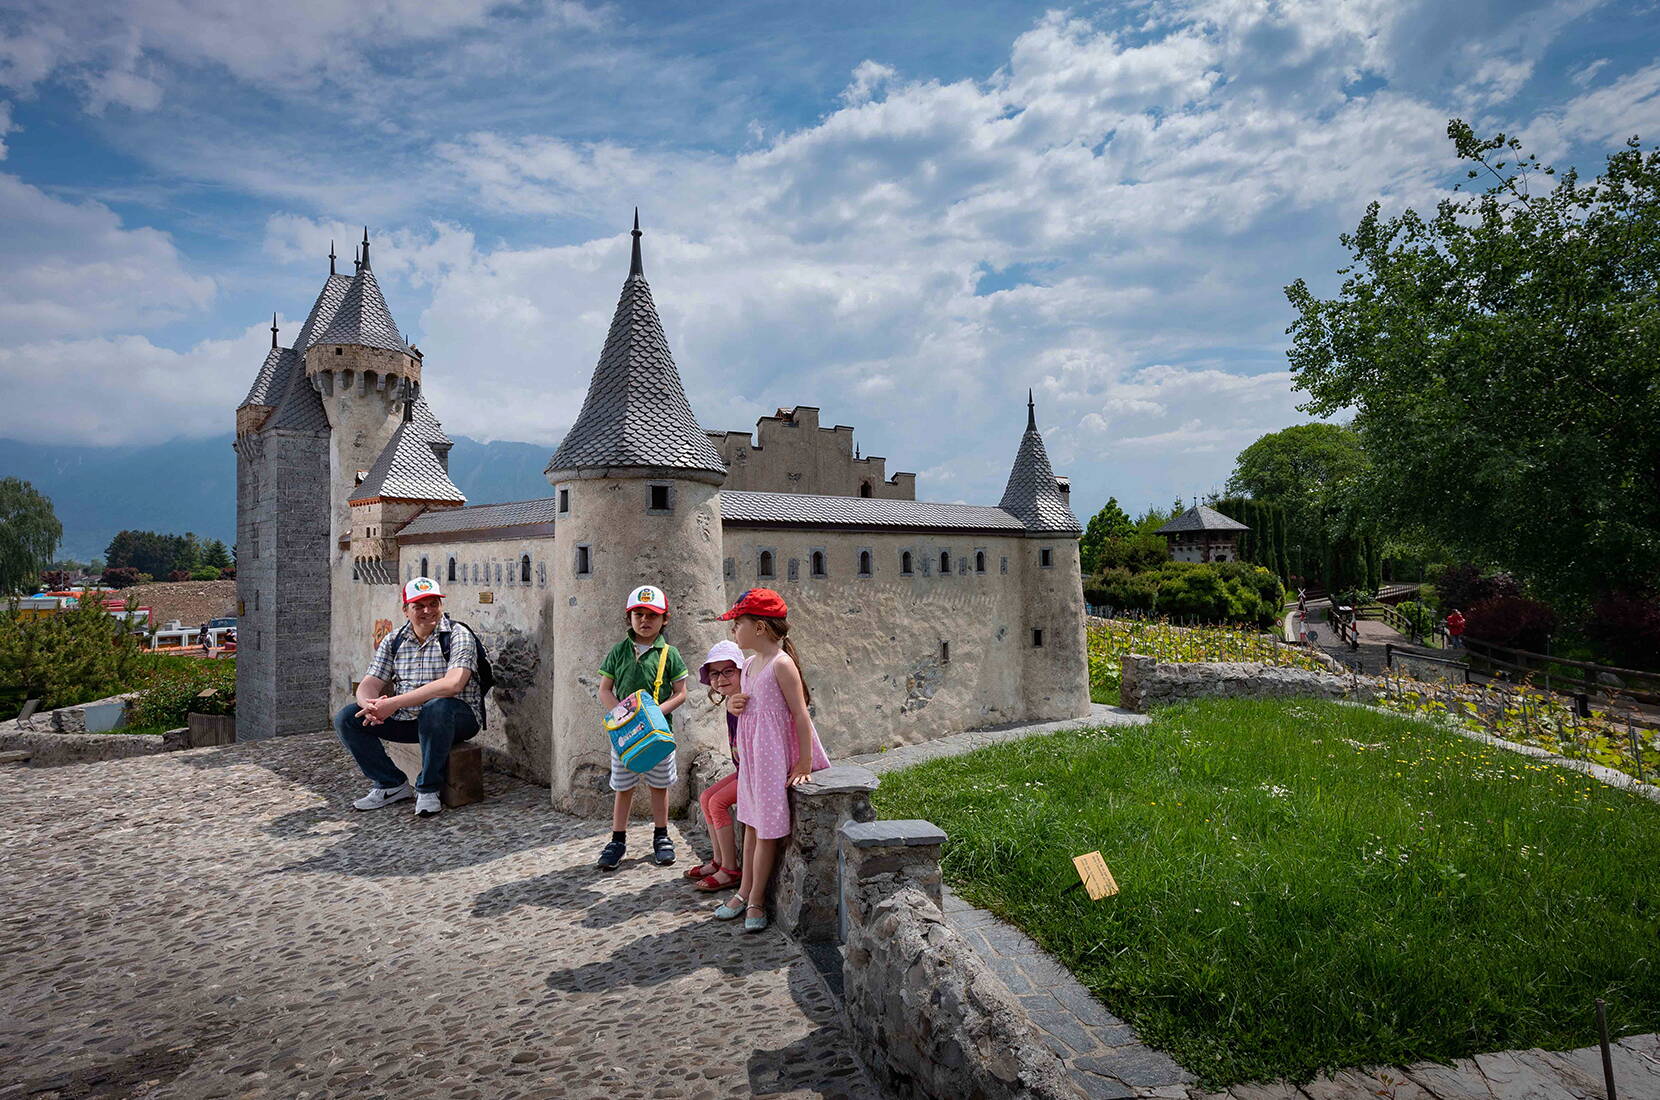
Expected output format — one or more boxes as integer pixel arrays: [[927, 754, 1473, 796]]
[[843, 886, 1078, 1100], [1119, 654, 1351, 712], [0, 730, 168, 767], [4, 693, 139, 733]]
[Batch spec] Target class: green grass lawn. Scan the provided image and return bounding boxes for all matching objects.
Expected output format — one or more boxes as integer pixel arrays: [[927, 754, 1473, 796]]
[[871, 697, 1660, 1087]]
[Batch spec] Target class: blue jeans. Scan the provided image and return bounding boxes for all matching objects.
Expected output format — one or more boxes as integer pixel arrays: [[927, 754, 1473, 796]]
[[334, 698, 479, 794]]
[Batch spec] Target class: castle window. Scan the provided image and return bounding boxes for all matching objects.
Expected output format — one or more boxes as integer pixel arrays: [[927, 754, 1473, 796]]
[[1000, 556, 1009, 575], [494, 562, 503, 585], [788, 558, 799, 582], [975, 550, 986, 573], [758, 550, 775, 579], [1040, 548, 1054, 568], [420, 556, 429, 578], [901, 551, 913, 575], [860, 482, 872, 498], [941, 641, 950, 663], [537, 562, 546, 586], [558, 488, 570, 513], [858, 550, 872, 577], [520, 555, 531, 583], [648, 484, 672, 513], [448, 557, 457, 582], [335, 347, 343, 355], [1032, 628, 1045, 648], [254, 591, 260, 611], [575, 545, 591, 575], [939, 550, 951, 574], [810, 550, 826, 578], [724, 557, 734, 579]]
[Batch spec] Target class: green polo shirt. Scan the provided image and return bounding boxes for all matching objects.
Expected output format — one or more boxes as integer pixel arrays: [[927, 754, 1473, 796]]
[[598, 635, 689, 728]]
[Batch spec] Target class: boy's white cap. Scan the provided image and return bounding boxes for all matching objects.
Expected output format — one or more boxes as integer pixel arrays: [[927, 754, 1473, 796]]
[[625, 584, 668, 613], [403, 576, 443, 604]]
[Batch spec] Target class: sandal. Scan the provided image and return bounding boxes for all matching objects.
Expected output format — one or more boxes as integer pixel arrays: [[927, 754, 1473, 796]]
[[683, 860, 720, 881], [713, 896, 748, 920], [744, 905, 769, 933], [694, 867, 741, 892]]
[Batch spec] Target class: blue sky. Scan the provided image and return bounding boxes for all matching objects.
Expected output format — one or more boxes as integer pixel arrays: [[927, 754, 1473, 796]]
[[2, 0, 1658, 525]]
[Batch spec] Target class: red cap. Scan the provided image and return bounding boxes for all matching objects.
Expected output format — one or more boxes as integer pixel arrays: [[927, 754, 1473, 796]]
[[718, 588, 788, 620]]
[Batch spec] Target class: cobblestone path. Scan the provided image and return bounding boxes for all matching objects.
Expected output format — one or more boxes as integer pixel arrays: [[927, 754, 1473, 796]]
[[0, 733, 877, 1100]]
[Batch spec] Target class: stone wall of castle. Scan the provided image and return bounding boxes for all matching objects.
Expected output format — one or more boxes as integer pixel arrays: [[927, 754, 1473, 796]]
[[709, 406, 916, 499]]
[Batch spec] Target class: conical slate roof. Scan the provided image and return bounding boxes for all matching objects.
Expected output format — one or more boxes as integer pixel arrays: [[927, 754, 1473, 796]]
[[1156, 505, 1248, 534], [547, 219, 726, 478], [315, 239, 409, 353], [997, 396, 1080, 535], [350, 413, 465, 504], [295, 272, 354, 350], [241, 345, 289, 408], [240, 268, 353, 413]]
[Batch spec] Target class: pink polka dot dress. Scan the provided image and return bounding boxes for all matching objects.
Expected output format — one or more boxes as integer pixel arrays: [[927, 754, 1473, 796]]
[[735, 653, 830, 840]]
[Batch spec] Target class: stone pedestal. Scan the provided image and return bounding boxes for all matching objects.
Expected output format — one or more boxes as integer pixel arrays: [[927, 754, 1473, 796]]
[[385, 740, 484, 808], [771, 764, 880, 943], [837, 818, 946, 944]]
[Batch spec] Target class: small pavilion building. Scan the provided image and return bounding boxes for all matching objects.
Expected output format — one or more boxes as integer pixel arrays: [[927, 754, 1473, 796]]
[[1156, 505, 1249, 563]]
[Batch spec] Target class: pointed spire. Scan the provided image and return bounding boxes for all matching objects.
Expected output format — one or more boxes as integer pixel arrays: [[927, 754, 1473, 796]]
[[360, 226, 371, 270], [354, 244, 362, 272], [629, 208, 643, 278], [546, 220, 726, 480], [271, 312, 279, 350], [998, 393, 1080, 534], [329, 239, 337, 275]]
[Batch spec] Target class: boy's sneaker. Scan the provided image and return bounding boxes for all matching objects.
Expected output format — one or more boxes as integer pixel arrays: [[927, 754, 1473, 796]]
[[353, 783, 413, 811], [652, 834, 676, 865], [596, 839, 627, 871], [414, 791, 442, 817]]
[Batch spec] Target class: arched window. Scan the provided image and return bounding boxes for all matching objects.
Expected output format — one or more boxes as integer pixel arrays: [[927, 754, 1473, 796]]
[[811, 551, 826, 577], [901, 551, 913, 575], [759, 550, 775, 578], [975, 551, 986, 573], [447, 556, 457, 582], [420, 556, 429, 578], [859, 550, 872, 576], [520, 555, 531, 583], [860, 481, 872, 498], [940, 550, 951, 574]]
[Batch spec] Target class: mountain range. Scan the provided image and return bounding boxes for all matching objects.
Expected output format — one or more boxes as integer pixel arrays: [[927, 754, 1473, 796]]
[[0, 434, 557, 563]]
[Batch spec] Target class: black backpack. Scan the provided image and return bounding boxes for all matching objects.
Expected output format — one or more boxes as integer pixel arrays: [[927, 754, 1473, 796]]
[[386, 619, 495, 729]]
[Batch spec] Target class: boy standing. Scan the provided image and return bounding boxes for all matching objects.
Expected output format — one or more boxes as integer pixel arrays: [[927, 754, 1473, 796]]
[[596, 584, 689, 869]]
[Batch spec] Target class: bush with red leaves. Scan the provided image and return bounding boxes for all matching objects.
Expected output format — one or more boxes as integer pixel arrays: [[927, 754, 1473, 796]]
[[100, 566, 142, 589], [1465, 596, 1558, 653], [39, 570, 72, 591], [1434, 563, 1521, 613], [219, 566, 236, 580], [1587, 592, 1660, 671], [167, 570, 192, 582]]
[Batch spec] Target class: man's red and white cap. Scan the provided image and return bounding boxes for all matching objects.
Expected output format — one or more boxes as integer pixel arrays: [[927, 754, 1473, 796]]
[[403, 576, 443, 604], [718, 588, 788, 620], [626, 584, 668, 614]]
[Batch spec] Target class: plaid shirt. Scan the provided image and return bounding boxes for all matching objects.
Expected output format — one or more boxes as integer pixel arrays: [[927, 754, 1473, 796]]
[[364, 615, 483, 726]]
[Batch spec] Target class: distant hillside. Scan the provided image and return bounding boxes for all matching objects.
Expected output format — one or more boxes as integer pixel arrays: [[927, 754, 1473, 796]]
[[0, 434, 555, 563]]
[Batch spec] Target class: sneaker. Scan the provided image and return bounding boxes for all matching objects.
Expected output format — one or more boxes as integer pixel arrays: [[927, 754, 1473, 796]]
[[414, 791, 442, 817], [353, 783, 413, 811], [652, 833, 675, 865], [596, 839, 627, 871]]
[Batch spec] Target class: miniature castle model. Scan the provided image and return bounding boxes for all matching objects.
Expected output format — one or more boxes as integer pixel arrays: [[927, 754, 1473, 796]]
[[1156, 505, 1250, 563], [235, 220, 1090, 814]]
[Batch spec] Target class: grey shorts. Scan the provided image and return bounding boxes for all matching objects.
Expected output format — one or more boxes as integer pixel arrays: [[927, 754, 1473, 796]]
[[608, 747, 677, 792]]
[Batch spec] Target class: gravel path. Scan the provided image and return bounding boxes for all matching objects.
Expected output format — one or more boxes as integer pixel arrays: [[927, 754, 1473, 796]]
[[0, 733, 876, 1099]]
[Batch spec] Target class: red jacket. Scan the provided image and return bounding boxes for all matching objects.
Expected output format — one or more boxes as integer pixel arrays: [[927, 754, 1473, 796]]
[[1446, 612, 1466, 636]]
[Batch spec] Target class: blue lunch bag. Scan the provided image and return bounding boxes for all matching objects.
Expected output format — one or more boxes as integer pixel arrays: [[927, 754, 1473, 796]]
[[602, 648, 676, 773]]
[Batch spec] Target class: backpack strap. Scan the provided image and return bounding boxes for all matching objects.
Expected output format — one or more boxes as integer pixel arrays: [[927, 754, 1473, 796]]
[[652, 643, 668, 702]]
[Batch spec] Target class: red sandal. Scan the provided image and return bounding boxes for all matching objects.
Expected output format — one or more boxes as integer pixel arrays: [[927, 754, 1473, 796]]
[[682, 860, 720, 881], [694, 867, 741, 892]]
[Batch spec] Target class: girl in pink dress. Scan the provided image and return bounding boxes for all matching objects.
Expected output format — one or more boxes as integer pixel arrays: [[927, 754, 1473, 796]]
[[711, 588, 830, 933]]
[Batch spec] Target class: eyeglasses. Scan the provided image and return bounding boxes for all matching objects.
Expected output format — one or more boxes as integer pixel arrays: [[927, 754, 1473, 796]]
[[708, 669, 740, 681]]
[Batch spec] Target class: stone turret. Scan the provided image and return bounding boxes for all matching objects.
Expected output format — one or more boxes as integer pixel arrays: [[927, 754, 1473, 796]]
[[999, 393, 1089, 722], [347, 399, 466, 564], [545, 213, 729, 814]]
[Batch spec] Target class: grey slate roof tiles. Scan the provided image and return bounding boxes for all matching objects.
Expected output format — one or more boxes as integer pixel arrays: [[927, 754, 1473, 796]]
[[997, 415, 1081, 536], [1156, 505, 1249, 534], [547, 262, 727, 477], [722, 491, 1027, 532], [295, 273, 354, 351], [351, 418, 466, 504], [398, 497, 558, 537], [241, 346, 288, 408], [262, 348, 331, 433], [315, 265, 409, 353], [410, 396, 451, 446]]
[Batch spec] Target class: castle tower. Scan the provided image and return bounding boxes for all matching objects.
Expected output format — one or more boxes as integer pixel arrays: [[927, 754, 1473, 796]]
[[233, 248, 352, 740], [999, 392, 1090, 721], [545, 213, 729, 815]]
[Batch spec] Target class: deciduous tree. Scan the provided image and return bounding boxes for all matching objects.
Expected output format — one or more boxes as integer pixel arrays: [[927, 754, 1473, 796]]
[[0, 479, 62, 596]]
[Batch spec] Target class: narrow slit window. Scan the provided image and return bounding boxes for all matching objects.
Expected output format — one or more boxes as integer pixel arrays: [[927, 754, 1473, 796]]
[[941, 641, 950, 663], [420, 556, 429, 578], [1040, 547, 1054, 568], [558, 488, 570, 513], [811, 551, 826, 577], [447, 557, 457, 582], [975, 551, 986, 573], [759, 550, 775, 578], [901, 551, 913, 575], [939, 550, 951, 574], [1032, 628, 1044, 648], [576, 545, 591, 575], [520, 555, 531, 583], [859, 550, 872, 576]]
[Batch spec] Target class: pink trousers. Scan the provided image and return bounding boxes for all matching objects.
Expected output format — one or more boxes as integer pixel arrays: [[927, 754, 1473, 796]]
[[700, 770, 739, 830]]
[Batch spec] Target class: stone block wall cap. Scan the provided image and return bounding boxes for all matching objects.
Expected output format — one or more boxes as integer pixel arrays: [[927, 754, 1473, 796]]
[[840, 819, 947, 847], [794, 764, 881, 796]]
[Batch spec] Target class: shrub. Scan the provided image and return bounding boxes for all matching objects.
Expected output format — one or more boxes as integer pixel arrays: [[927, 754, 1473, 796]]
[[1434, 563, 1520, 614], [0, 593, 147, 717], [1095, 533, 1170, 573], [128, 656, 236, 728], [1085, 567, 1158, 613], [219, 566, 236, 580], [190, 567, 220, 581], [167, 570, 192, 582], [1396, 600, 1438, 637], [1465, 596, 1558, 652], [38, 570, 72, 591], [100, 566, 142, 589], [1090, 561, 1284, 628], [1586, 592, 1660, 671]]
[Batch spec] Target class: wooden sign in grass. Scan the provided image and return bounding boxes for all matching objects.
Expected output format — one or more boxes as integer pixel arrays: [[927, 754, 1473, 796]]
[[1072, 851, 1119, 900]]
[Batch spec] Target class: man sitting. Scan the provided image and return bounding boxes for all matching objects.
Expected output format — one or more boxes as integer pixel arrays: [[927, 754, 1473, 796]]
[[334, 577, 483, 817]]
